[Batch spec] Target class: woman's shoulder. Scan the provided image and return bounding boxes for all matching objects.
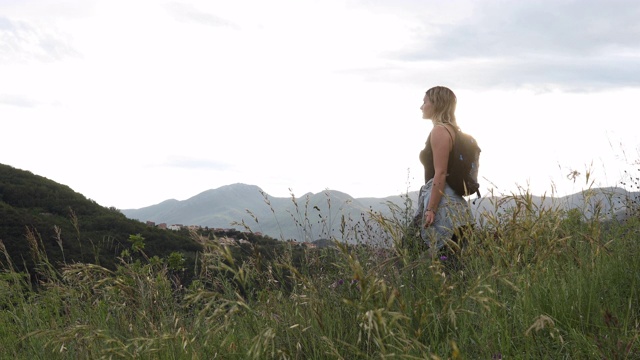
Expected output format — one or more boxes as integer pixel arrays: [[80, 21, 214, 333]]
[[432, 123, 456, 142]]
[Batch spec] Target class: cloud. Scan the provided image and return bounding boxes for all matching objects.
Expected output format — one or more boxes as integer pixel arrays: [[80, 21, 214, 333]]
[[159, 156, 234, 171], [409, 1, 640, 59], [380, 0, 640, 91], [0, 93, 38, 108], [165, 2, 239, 29], [0, 16, 78, 63]]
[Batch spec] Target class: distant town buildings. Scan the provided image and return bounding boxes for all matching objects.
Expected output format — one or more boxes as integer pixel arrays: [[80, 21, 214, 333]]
[[142, 220, 313, 247]]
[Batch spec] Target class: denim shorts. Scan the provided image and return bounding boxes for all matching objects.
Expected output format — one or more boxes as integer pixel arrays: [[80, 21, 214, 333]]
[[413, 179, 474, 252]]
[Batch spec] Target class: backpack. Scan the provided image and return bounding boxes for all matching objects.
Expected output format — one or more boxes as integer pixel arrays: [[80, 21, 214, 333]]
[[447, 128, 481, 198]]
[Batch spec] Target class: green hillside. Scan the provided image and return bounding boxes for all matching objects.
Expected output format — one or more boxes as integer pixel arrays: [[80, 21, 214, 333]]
[[0, 163, 202, 275]]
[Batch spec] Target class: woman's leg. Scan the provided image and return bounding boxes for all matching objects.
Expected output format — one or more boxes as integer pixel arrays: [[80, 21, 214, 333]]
[[439, 226, 471, 271]]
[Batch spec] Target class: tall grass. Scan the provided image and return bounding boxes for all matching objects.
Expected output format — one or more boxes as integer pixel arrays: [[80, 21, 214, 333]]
[[0, 184, 638, 359]]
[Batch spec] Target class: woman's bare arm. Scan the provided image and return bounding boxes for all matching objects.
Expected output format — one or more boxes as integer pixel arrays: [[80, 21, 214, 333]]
[[424, 125, 453, 226]]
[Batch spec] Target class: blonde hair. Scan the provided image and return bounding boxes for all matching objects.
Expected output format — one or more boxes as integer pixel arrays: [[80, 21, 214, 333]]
[[426, 86, 458, 128]]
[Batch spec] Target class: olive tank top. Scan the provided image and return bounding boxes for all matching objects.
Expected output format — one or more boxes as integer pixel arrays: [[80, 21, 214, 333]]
[[419, 125, 455, 184]]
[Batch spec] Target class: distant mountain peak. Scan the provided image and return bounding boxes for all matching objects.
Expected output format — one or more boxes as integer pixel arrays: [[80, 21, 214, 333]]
[[220, 183, 262, 190]]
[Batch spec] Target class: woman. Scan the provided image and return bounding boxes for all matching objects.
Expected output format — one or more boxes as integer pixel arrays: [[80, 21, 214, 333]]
[[415, 86, 473, 256]]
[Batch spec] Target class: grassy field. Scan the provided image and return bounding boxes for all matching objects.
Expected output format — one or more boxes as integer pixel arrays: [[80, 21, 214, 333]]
[[1, 188, 638, 359]]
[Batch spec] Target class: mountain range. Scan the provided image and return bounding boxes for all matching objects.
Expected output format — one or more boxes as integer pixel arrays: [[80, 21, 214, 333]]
[[122, 183, 638, 242], [122, 184, 412, 243], [0, 160, 637, 249]]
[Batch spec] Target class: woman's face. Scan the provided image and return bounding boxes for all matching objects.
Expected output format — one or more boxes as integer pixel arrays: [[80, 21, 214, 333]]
[[421, 94, 433, 119]]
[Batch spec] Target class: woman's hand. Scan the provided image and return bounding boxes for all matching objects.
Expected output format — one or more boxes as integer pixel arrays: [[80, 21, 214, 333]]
[[424, 209, 436, 227]]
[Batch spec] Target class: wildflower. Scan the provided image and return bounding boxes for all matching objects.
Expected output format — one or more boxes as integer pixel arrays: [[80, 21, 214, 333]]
[[440, 255, 448, 261]]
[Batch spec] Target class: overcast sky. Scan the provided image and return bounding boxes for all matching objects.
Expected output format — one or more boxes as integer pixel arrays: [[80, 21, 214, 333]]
[[2, 0, 639, 209]]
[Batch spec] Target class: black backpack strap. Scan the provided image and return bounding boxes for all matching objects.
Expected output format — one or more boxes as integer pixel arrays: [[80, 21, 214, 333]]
[[436, 124, 455, 149]]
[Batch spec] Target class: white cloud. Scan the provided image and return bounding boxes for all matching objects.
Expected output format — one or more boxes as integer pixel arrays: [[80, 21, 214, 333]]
[[159, 156, 234, 171], [0, 16, 79, 63], [373, 0, 640, 91], [415, 1, 640, 58], [0, 93, 38, 108], [164, 2, 240, 29]]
